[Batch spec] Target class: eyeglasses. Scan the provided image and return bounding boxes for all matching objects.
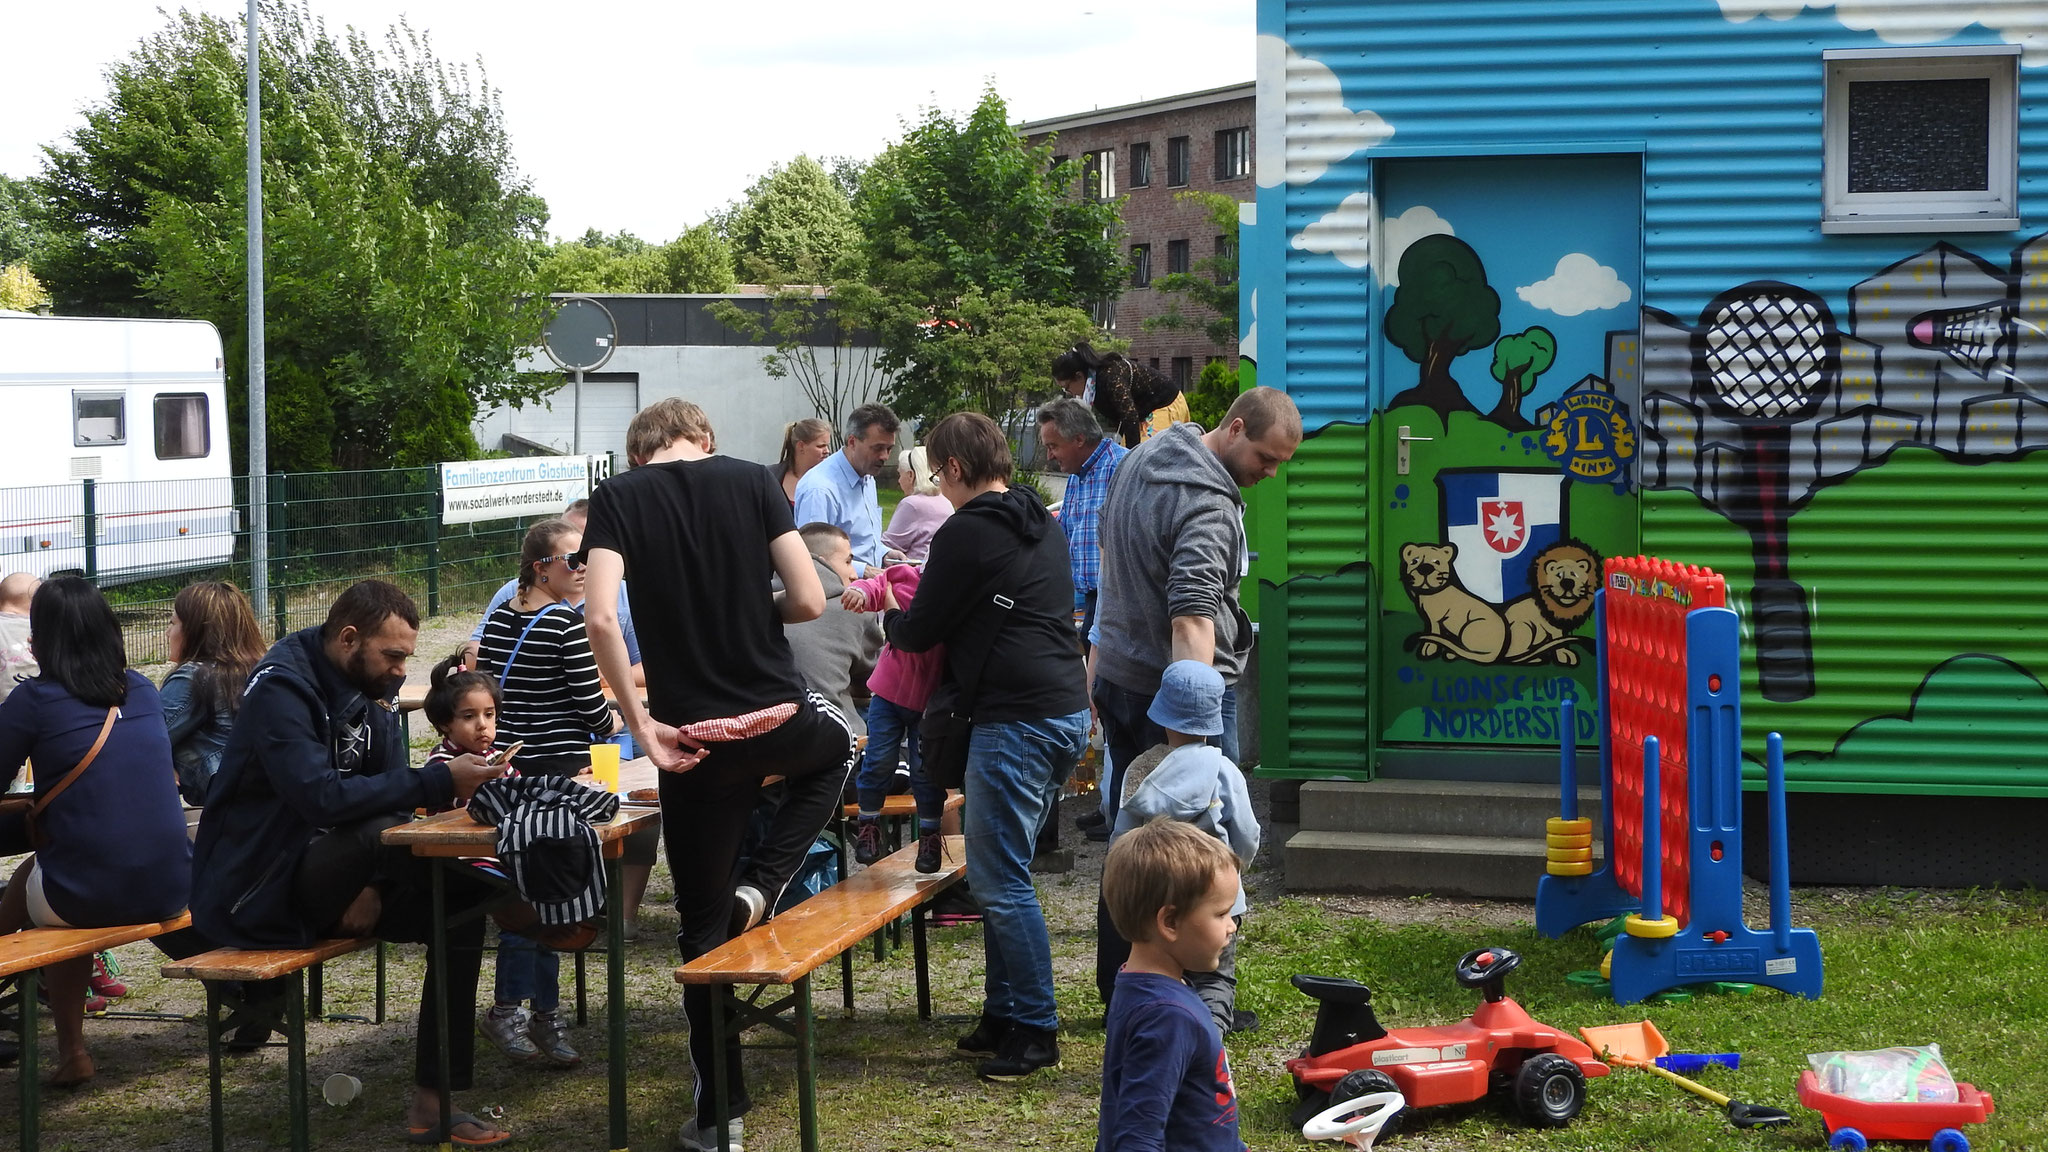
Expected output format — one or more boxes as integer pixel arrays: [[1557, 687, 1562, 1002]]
[[542, 553, 586, 571], [928, 472, 943, 487]]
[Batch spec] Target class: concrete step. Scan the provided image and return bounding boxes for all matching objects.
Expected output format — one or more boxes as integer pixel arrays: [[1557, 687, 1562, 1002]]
[[1297, 779, 1603, 838], [1283, 829, 1604, 900]]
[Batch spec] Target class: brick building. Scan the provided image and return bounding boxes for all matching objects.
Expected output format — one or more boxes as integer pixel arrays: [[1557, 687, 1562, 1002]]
[[1019, 82, 1254, 392]]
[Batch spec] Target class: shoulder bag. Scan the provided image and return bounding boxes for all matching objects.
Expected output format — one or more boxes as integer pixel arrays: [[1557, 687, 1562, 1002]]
[[5, 706, 120, 850], [917, 538, 1035, 792]]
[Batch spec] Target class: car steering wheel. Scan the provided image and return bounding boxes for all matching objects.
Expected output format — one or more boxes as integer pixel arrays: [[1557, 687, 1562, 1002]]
[[1454, 947, 1521, 1001]]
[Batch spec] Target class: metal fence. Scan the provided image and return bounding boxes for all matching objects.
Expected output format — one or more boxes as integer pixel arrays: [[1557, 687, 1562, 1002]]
[[0, 469, 540, 665]]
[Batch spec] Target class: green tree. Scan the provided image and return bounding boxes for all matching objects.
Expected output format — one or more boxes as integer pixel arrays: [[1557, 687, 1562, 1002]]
[[1187, 358, 1239, 429], [660, 222, 736, 293], [1144, 189, 1242, 350], [1488, 326, 1556, 430], [836, 87, 1126, 426], [34, 2, 553, 470], [537, 225, 735, 294], [726, 155, 859, 284], [1383, 234, 1499, 417], [0, 175, 54, 270], [709, 287, 888, 434]]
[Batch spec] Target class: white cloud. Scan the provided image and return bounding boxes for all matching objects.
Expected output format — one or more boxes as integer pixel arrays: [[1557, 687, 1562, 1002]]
[[1516, 253, 1632, 316], [1256, 36, 1395, 187], [1379, 206, 1454, 288], [1289, 196, 1453, 285], [1241, 289, 1258, 362], [1715, 2, 2048, 65]]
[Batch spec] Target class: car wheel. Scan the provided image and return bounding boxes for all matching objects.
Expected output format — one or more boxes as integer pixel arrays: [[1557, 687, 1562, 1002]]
[[1331, 1069, 1404, 1142], [1512, 1053, 1587, 1127]]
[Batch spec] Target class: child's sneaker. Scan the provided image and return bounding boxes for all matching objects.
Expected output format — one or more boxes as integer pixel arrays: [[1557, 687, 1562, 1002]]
[[89, 953, 128, 999], [853, 817, 884, 866], [528, 1009, 581, 1068], [915, 830, 944, 874], [478, 1004, 541, 1062]]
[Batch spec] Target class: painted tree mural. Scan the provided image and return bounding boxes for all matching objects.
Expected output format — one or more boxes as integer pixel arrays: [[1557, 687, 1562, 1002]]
[[1489, 326, 1557, 430], [1385, 234, 1501, 417]]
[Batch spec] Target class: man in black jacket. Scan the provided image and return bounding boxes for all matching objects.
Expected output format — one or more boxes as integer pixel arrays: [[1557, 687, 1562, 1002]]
[[190, 580, 536, 1147]]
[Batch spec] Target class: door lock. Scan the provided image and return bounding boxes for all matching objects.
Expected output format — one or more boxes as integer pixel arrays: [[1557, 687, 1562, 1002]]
[[1396, 426, 1433, 475]]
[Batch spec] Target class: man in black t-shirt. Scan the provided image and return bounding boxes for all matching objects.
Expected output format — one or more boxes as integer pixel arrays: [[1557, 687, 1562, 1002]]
[[582, 398, 856, 1152]]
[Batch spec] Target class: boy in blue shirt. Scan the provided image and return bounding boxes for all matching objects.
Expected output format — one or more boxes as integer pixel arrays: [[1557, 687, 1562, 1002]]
[[1097, 819, 1247, 1152]]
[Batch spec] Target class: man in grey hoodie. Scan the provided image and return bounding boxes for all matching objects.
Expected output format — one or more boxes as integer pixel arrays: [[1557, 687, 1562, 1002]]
[[1088, 386, 1302, 818]]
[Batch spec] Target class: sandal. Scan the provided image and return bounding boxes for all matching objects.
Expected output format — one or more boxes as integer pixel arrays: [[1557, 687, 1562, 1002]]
[[405, 1110, 513, 1147]]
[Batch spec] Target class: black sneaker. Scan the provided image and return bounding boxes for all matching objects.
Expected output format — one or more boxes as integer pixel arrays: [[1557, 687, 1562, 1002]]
[[1229, 1008, 1260, 1034], [915, 830, 943, 874], [978, 1023, 1060, 1080], [1076, 809, 1106, 831], [955, 1012, 1010, 1055], [853, 818, 884, 866]]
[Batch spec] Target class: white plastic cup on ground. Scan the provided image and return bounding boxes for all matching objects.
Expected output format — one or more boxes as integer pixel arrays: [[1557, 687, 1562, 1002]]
[[322, 1073, 362, 1107]]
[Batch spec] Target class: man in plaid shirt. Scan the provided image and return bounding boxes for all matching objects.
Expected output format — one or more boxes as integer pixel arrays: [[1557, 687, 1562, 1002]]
[[1038, 398, 1128, 644]]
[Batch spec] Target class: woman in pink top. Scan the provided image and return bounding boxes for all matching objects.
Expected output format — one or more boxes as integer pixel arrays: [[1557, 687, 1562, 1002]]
[[841, 559, 948, 871], [880, 446, 954, 564]]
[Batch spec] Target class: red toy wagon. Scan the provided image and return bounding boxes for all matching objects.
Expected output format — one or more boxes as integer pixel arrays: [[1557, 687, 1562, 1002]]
[[1796, 1070, 1995, 1152]]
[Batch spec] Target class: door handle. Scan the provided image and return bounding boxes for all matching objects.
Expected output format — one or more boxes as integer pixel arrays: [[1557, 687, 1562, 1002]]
[[1396, 425, 1433, 475]]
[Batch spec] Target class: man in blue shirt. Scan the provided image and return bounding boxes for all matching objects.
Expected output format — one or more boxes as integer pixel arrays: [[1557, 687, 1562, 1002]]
[[793, 403, 903, 575], [1037, 397, 1127, 643]]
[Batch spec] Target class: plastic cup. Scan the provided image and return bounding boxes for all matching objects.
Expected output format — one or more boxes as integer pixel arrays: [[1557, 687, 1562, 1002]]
[[322, 1073, 362, 1106], [589, 743, 621, 793]]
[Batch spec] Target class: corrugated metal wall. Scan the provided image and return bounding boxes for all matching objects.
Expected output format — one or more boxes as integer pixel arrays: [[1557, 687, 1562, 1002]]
[[1255, 0, 2048, 793]]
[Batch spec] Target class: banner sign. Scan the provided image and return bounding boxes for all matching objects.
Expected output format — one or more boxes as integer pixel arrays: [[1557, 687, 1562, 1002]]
[[441, 456, 595, 525]]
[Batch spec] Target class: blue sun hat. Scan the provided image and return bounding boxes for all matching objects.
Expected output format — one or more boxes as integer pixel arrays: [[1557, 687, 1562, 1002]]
[[1146, 660, 1225, 737]]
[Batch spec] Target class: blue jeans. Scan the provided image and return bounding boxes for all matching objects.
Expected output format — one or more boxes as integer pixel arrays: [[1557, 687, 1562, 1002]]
[[856, 693, 945, 824], [1093, 676, 1238, 820], [494, 932, 560, 1013], [964, 709, 1089, 1032]]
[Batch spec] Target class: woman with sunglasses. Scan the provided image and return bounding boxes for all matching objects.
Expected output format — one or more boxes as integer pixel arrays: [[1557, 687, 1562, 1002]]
[[471, 517, 621, 1068]]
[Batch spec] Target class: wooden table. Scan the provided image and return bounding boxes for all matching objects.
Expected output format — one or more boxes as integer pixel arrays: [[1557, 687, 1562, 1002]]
[[381, 804, 658, 1152]]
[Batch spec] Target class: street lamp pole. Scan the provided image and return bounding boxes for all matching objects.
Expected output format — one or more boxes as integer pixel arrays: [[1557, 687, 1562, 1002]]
[[245, 0, 269, 627]]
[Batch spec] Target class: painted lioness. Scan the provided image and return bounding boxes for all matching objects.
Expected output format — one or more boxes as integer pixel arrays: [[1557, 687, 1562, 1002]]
[[1400, 539, 1599, 665]]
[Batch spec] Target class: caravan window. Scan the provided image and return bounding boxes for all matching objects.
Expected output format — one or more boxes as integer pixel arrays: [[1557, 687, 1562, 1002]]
[[154, 394, 210, 460], [73, 392, 126, 446]]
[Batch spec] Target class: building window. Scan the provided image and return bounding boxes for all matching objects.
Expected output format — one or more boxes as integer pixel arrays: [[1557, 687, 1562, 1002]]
[[73, 392, 125, 447], [1166, 136, 1190, 187], [1171, 357, 1193, 390], [1214, 234, 1236, 284], [154, 394, 210, 460], [1149, 357, 1160, 371], [1167, 239, 1190, 276], [1092, 298, 1117, 330], [1822, 46, 2018, 233], [1082, 149, 1116, 201], [1130, 244, 1152, 288], [1129, 142, 1152, 188], [1214, 127, 1250, 180]]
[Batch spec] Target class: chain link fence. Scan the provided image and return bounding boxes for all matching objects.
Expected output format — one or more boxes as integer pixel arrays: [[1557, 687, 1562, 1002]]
[[0, 469, 542, 666]]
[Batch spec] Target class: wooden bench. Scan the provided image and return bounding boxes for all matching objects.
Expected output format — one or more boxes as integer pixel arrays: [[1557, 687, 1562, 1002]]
[[161, 937, 384, 1152], [0, 912, 191, 1152], [676, 835, 966, 1152], [835, 789, 966, 959]]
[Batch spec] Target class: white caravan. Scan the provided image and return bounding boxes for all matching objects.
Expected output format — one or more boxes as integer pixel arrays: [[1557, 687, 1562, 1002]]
[[0, 312, 235, 584]]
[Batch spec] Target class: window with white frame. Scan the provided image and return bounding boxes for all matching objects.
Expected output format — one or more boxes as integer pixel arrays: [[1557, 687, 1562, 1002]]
[[1822, 46, 2018, 234], [1214, 127, 1250, 181], [1082, 149, 1117, 201]]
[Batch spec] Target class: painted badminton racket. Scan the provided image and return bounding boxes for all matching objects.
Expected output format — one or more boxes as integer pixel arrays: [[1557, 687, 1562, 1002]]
[[1695, 283, 1835, 703]]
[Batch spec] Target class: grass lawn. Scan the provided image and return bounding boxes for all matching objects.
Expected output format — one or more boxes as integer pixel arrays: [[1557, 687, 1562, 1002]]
[[18, 816, 2044, 1152]]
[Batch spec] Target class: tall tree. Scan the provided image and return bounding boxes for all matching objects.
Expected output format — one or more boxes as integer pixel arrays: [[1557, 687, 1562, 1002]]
[[1383, 234, 1499, 418], [708, 288, 889, 435], [836, 87, 1125, 426], [538, 225, 735, 294], [726, 155, 859, 284], [1144, 189, 1242, 350], [0, 175, 53, 270], [34, 1, 553, 471]]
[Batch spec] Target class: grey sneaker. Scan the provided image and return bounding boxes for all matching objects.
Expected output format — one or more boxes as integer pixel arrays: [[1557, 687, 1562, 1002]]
[[528, 1009, 581, 1067], [478, 1004, 541, 1062], [676, 1116, 744, 1151]]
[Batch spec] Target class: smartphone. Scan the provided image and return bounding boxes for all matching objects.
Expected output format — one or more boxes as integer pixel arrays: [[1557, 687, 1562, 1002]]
[[485, 742, 523, 767]]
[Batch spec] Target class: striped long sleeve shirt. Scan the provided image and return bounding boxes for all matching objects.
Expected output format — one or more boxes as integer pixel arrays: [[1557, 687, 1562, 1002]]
[[475, 600, 614, 777]]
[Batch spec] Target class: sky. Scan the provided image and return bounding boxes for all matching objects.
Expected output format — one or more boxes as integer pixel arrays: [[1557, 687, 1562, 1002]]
[[4, 0, 1253, 243]]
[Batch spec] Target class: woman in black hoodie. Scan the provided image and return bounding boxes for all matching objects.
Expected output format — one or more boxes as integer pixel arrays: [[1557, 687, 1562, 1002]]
[[880, 412, 1089, 1082]]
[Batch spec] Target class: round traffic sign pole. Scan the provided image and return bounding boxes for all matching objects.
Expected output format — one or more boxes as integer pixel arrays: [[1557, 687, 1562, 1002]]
[[542, 297, 617, 455]]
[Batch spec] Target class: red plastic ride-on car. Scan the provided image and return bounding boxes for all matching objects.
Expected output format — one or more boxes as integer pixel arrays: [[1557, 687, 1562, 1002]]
[[1286, 947, 1609, 1138]]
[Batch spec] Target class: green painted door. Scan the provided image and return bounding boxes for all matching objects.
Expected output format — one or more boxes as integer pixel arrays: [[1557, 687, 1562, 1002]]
[[1372, 154, 1643, 751]]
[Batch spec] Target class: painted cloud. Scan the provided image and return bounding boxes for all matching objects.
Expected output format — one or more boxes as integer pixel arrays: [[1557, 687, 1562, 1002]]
[[1256, 35, 1396, 187], [1517, 253, 1632, 317], [1291, 195, 1455, 286], [1241, 288, 1258, 363], [1715, 2, 2048, 64]]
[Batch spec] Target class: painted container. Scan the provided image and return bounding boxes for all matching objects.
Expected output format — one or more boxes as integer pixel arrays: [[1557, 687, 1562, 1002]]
[[1247, 0, 2048, 801]]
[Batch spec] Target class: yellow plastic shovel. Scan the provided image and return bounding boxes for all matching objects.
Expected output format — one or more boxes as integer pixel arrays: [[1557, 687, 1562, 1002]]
[[1580, 1021, 1791, 1129]]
